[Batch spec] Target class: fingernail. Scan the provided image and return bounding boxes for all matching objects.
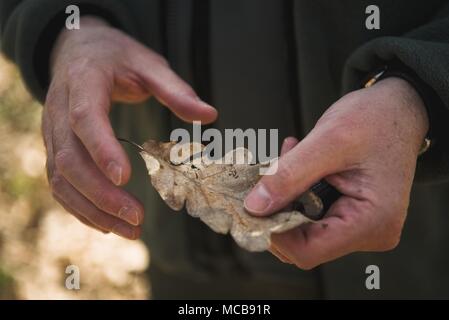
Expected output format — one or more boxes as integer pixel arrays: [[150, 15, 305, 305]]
[[118, 206, 140, 226], [244, 183, 273, 215], [107, 161, 122, 186], [112, 223, 135, 239]]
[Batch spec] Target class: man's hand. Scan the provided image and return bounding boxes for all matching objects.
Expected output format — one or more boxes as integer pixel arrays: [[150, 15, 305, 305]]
[[44, 16, 217, 239], [244, 77, 429, 268]]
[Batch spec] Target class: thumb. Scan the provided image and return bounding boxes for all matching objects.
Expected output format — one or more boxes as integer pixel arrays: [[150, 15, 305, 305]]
[[131, 50, 217, 124], [244, 130, 346, 216]]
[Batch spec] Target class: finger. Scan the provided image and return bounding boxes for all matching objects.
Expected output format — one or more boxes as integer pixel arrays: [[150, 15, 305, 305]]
[[271, 197, 376, 270], [67, 66, 131, 186], [51, 179, 141, 240], [131, 50, 217, 124], [53, 139, 144, 226], [44, 108, 141, 238], [244, 128, 349, 216], [48, 83, 144, 227], [45, 118, 106, 235], [280, 136, 299, 156], [50, 158, 137, 237], [54, 193, 110, 234]]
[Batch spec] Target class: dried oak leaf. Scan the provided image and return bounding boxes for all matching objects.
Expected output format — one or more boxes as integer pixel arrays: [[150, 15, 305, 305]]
[[140, 140, 311, 252]]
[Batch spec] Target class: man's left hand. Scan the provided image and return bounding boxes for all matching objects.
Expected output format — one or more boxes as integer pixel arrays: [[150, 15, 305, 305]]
[[244, 77, 429, 269]]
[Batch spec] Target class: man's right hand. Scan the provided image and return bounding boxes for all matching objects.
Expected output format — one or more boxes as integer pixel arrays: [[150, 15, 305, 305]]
[[44, 16, 217, 239]]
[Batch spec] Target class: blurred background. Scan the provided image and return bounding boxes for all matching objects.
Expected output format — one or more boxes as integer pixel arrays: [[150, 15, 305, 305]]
[[0, 53, 150, 299]]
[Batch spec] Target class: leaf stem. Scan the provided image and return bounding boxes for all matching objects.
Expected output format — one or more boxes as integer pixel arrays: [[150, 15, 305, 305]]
[[117, 137, 144, 151]]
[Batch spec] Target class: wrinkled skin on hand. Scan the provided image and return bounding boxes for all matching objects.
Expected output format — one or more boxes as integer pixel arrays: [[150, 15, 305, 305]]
[[43, 16, 217, 239], [244, 77, 429, 269]]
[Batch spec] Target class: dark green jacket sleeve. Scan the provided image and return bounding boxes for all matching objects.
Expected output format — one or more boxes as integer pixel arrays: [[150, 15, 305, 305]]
[[343, 4, 449, 184], [0, 0, 139, 102]]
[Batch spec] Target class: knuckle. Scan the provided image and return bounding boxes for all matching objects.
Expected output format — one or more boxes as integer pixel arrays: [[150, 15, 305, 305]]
[[89, 140, 109, 167], [137, 50, 170, 71], [50, 173, 63, 190], [49, 173, 65, 199], [92, 189, 112, 211], [54, 149, 74, 173], [330, 126, 358, 148], [276, 161, 295, 183], [269, 161, 296, 196], [67, 57, 96, 78], [67, 62, 84, 79], [69, 102, 90, 128]]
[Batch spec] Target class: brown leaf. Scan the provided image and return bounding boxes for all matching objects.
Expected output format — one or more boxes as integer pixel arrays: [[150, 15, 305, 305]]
[[139, 140, 311, 252]]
